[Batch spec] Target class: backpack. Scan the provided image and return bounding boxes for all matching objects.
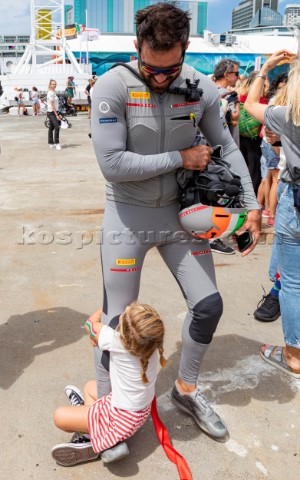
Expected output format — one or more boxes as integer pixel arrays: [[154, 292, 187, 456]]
[[238, 103, 261, 139]]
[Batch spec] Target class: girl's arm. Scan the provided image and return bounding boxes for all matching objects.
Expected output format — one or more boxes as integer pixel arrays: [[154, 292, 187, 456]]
[[85, 309, 104, 345], [245, 50, 294, 123]]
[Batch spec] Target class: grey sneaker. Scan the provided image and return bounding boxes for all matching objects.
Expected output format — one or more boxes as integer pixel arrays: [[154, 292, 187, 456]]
[[171, 384, 228, 438], [101, 442, 129, 463], [51, 436, 99, 466], [64, 385, 84, 406]]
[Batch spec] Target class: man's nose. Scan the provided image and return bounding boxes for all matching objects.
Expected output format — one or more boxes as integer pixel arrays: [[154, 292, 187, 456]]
[[154, 73, 168, 83]]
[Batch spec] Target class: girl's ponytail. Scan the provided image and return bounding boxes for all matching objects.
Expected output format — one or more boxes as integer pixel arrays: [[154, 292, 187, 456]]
[[158, 346, 167, 368], [140, 357, 149, 384]]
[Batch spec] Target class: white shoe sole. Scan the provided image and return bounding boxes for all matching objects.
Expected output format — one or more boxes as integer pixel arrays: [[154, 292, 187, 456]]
[[52, 443, 99, 466]]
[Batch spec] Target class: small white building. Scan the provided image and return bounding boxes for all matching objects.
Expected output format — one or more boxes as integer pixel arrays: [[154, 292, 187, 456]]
[[284, 4, 300, 26]]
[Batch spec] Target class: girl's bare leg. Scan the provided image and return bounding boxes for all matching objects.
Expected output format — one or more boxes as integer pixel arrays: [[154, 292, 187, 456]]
[[84, 380, 98, 406], [54, 405, 90, 434]]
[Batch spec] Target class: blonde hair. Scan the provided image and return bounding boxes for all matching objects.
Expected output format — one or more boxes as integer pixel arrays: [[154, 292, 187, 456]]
[[237, 71, 268, 98], [119, 302, 167, 384], [285, 58, 300, 125], [48, 79, 57, 89], [272, 83, 288, 107]]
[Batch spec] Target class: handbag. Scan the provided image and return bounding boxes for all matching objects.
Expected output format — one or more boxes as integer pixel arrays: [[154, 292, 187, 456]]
[[238, 102, 261, 139], [60, 119, 68, 129]]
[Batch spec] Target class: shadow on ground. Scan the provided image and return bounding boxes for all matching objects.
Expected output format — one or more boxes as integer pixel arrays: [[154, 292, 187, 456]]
[[0, 307, 87, 390]]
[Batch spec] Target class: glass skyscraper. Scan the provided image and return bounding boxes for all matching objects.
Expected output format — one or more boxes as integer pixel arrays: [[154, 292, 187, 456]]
[[85, 0, 207, 35], [74, 0, 87, 25]]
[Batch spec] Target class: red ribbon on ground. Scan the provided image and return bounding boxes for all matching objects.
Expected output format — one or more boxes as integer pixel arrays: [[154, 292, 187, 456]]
[[151, 396, 193, 480]]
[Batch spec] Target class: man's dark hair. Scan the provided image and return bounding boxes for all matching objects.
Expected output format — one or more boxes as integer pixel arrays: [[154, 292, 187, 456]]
[[135, 1, 190, 50], [213, 59, 240, 81]]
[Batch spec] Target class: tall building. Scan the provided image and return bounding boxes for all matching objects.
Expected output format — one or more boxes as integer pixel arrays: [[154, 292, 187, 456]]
[[74, 0, 87, 25], [284, 4, 300, 26], [86, 0, 207, 35], [232, 0, 278, 30], [64, 5, 74, 26]]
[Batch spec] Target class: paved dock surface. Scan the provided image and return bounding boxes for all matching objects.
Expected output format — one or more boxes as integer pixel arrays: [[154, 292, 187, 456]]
[[1, 114, 299, 480]]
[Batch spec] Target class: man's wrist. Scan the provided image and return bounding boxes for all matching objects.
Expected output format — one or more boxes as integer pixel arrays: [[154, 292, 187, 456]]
[[246, 208, 261, 216]]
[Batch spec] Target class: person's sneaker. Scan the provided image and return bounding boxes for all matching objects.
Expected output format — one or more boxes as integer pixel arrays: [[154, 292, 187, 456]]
[[101, 442, 129, 463], [64, 385, 84, 406], [171, 383, 228, 438], [254, 292, 280, 322], [266, 217, 275, 227], [51, 436, 99, 466], [56, 144, 62, 150], [49, 144, 56, 148], [210, 239, 235, 255]]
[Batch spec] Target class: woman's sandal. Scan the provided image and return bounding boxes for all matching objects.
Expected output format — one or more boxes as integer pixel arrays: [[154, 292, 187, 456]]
[[260, 345, 300, 379]]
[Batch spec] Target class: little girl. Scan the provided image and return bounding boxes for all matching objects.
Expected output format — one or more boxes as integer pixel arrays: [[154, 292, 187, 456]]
[[52, 302, 166, 466]]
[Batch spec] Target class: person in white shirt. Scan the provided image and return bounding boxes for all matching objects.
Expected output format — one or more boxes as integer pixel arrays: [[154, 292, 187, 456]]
[[47, 79, 61, 150], [52, 302, 166, 467]]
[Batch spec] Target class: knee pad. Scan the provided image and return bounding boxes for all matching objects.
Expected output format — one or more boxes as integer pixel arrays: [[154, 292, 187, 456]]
[[189, 292, 223, 344]]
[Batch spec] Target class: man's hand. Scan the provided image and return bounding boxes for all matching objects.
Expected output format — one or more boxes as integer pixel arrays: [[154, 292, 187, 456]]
[[264, 128, 279, 145], [235, 209, 261, 257], [180, 145, 213, 171]]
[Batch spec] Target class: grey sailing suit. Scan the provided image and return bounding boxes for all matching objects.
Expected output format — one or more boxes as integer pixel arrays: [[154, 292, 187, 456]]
[[92, 61, 258, 397]]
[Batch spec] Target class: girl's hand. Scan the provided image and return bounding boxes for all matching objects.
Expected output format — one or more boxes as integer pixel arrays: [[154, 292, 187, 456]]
[[85, 319, 102, 345], [85, 309, 103, 346], [262, 50, 295, 72]]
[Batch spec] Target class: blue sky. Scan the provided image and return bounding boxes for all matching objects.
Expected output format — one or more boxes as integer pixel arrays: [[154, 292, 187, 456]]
[[0, 1, 292, 35]]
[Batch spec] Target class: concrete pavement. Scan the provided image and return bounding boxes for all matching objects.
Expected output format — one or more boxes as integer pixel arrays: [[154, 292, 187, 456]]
[[1, 114, 299, 480]]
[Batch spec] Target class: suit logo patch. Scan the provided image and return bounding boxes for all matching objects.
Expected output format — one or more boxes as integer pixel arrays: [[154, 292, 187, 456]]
[[99, 117, 117, 124], [171, 101, 200, 108], [126, 102, 156, 108], [188, 249, 211, 256], [116, 258, 136, 266], [99, 102, 110, 113], [130, 92, 150, 99]]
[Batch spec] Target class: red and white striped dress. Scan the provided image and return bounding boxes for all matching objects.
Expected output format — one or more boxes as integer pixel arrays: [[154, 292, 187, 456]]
[[88, 392, 151, 453]]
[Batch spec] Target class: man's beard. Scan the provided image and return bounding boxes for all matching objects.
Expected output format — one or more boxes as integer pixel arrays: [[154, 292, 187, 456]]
[[140, 71, 177, 94]]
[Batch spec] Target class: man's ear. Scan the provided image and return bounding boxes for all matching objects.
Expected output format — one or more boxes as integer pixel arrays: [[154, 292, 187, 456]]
[[185, 41, 190, 51], [134, 39, 138, 52]]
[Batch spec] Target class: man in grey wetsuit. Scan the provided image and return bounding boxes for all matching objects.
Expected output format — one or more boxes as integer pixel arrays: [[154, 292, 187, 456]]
[[91, 2, 261, 440]]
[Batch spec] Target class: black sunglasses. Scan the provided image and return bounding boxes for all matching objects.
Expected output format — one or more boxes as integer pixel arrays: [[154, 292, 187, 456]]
[[230, 71, 239, 77], [139, 50, 185, 76]]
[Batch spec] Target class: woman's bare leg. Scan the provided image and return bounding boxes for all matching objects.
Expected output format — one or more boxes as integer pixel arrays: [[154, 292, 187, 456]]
[[268, 169, 279, 218]]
